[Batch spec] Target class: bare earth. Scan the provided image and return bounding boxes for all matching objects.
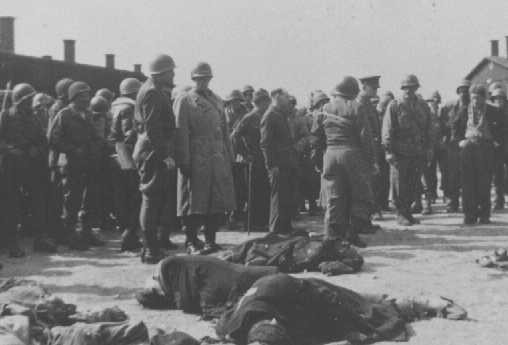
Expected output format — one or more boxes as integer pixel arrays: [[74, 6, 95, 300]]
[[2, 202, 508, 345]]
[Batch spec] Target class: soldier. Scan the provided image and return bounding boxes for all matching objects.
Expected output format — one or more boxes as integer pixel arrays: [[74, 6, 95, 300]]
[[241, 85, 255, 112], [491, 88, 508, 210], [358, 76, 383, 223], [382, 75, 431, 226], [47, 78, 74, 239], [133, 54, 177, 263], [49, 81, 103, 250], [110, 77, 143, 251], [443, 79, 471, 212], [231, 89, 271, 231], [452, 84, 502, 224], [95, 88, 115, 104], [174, 62, 236, 254], [0, 83, 56, 256], [225, 90, 249, 227], [308, 90, 330, 173], [375, 91, 394, 211], [260, 89, 298, 234], [32, 93, 51, 133], [312, 77, 375, 248]]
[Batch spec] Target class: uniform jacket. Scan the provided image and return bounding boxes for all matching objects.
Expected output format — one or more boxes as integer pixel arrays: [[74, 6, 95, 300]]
[[313, 97, 375, 167], [133, 78, 175, 166], [48, 104, 98, 172], [47, 99, 67, 169], [450, 102, 502, 144], [260, 105, 297, 170], [288, 108, 311, 155], [110, 96, 137, 169], [358, 94, 382, 157], [174, 87, 236, 216], [382, 96, 431, 157], [231, 107, 265, 164]]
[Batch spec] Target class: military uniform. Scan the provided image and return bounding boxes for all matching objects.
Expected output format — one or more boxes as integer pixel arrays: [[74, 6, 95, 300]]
[[260, 105, 298, 234], [110, 96, 140, 239], [313, 96, 375, 241], [382, 96, 431, 222], [0, 105, 49, 244], [493, 104, 508, 208], [231, 107, 270, 230], [174, 87, 236, 243], [49, 103, 99, 241], [451, 102, 502, 223], [133, 78, 176, 257]]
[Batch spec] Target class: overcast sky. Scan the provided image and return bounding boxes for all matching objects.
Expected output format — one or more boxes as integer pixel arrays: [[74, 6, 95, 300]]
[[4, 0, 508, 103]]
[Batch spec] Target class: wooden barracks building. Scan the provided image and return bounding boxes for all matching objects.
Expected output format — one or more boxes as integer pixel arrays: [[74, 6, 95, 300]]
[[0, 16, 146, 96], [466, 38, 508, 91]]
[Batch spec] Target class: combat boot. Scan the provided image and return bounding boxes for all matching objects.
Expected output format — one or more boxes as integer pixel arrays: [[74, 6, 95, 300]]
[[411, 199, 423, 214], [345, 224, 367, 248], [446, 198, 459, 213], [422, 199, 432, 215]]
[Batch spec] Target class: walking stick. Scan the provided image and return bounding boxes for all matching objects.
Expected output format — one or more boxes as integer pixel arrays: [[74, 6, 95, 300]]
[[247, 160, 253, 235]]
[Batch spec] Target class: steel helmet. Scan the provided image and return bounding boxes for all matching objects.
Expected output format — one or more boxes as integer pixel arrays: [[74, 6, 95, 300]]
[[55, 78, 74, 99], [225, 89, 244, 102], [90, 95, 109, 113], [32, 92, 48, 108], [191, 62, 213, 79], [68, 81, 91, 101], [253, 88, 270, 103], [488, 81, 505, 95], [456, 79, 472, 94], [312, 90, 330, 107], [331, 76, 360, 100], [119, 78, 142, 96], [148, 54, 175, 75], [12, 83, 36, 105], [95, 88, 115, 103], [400, 74, 420, 89], [242, 85, 254, 94]]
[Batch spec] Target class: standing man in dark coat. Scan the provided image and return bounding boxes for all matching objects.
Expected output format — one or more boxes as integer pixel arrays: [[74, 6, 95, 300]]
[[260, 89, 298, 234], [452, 84, 502, 224], [110, 77, 143, 251], [312, 77, 375, 248], [133, 54, 177, 264], [382, 75, 431, 226], [174, 62, 236, 255], [442, 79, 471, 212], [231, 89, 271, 231], [49, 81, 103, 250], [490, 88, 508, 210]]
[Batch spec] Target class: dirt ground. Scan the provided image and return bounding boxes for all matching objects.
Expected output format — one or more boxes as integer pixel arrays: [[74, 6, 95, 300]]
[[2, 202, 508, 344]]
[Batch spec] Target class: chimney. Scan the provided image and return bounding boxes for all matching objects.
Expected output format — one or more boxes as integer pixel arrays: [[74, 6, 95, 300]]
[[506, 36, 508, 58], [105, 54, 115, 69], [0, 17, 15, 53], [63, 39, 75, 63], [491, 39, 499, 57], [134, 64, 142, 73]]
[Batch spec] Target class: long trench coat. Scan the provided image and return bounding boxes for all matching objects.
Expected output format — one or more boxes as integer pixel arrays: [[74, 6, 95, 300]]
[[173, 88, 236, 216]]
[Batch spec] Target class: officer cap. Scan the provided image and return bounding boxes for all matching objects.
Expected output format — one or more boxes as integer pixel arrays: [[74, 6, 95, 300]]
[[12, 83, 36, 105], [119, 78, 142, 96], [55, 78, 74, 99], [225, 89, 244, 102], [469, 84, 487, 97], [331, 76, 360, 100], [90, 95, 109, 113], [359, 75, 381, 88], [400, 74, 420, 89], [95, 88, 115, 103], [191, 62, 213, 79], [148, 54, 176, 75], [68, 81, 91, 102]]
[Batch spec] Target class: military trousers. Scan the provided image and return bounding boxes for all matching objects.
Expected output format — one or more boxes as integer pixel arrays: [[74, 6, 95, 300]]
[[232, 162, 248, 220], [373, 149, 390, 210], [113, 169, 140, 232], [390, 155, 422, 218], [248, 159, 270, 229], [322, 146, 374, 240], [460, 140, 494, 220], [61, 166, 93, 233], [446, 143, 461, 208], [297, 154, 321, 208], [182, 213, 222, 244], [267, 164, 298, 234]]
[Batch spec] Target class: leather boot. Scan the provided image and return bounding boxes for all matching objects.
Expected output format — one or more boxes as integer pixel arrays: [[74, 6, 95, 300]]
[[422, 199, 432, 215]]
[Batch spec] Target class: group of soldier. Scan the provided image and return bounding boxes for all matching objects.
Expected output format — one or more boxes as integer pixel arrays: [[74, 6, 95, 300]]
[[1, 52, 508, 264]]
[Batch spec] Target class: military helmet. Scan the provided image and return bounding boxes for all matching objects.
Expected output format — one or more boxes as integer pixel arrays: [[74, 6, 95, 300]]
[[488, 81, 505, 95], [119, 78, 142, 96], [490, 87, 507, 99], [32, 92, 48, 108], [456, 79, 472, 94], [312, 90, 330, 107], [242, 85, 254, 94], [68, 81, 91, 101], [191, 62, 213, 79], [90, 95, 109, 113], [55, 78, 74, 99], [12, 83, 36, 105], [148, 54, 176, 75], [469, 83, 487, 97], [225, 89, 244, 102], [253, 88, 270, 103], [331, 76, 360, 100], [400, 74, 420, 89], [95, 88, 115, 103]]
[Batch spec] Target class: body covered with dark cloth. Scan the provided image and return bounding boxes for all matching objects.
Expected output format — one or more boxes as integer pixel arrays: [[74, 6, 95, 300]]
[[226, 231, 363, 274], [137, 256, 278, 319], [216, 274, 467, 345]]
